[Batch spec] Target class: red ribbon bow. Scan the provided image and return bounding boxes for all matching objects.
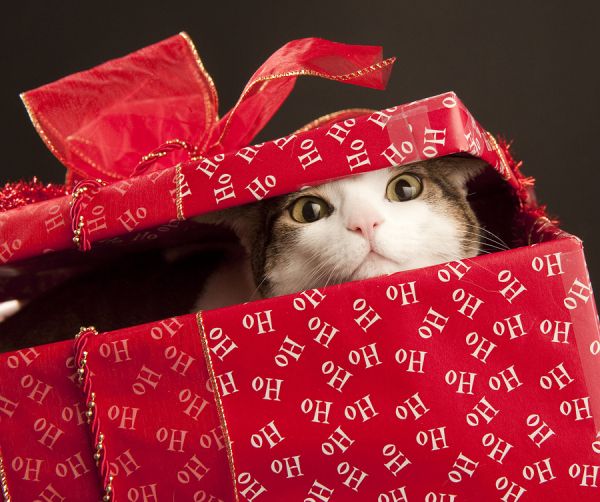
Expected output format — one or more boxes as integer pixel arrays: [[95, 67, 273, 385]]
[[21, 33, 395, 187]]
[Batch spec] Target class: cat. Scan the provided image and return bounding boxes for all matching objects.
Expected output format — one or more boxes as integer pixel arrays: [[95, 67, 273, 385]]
[[196, 156, 485, 309], [0, 156, 487, 352]]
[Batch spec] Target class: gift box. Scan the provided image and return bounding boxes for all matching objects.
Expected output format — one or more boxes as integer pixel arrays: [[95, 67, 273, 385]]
[[1, 34, 599, 501]]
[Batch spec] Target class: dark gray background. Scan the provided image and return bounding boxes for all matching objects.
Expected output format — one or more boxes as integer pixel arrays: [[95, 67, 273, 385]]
[[2, 1, 598, 286]]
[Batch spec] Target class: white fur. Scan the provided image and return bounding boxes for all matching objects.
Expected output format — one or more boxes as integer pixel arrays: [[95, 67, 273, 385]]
[[268, 167, 472, 297], [195, 162, 481, 309], [0, 300, 22, 322]]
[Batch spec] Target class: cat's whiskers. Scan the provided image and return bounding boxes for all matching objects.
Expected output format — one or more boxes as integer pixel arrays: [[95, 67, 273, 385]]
[[307, 266, 335, 290], [457, 224, 510, 250], [294, 253, 332, 286], [306, 248, 357, 290], [327, 255, 351, 288], [458, 236, 508, 253], [302, 248, 335, 269], [323, 266, 338, 290], [303, 237, 508, 294], [455, 227, 510, 251], [232, 157, 499, 302], [461, 223, 510, 249], [301, 256, 338, 290], [249, 276, 269, 301]]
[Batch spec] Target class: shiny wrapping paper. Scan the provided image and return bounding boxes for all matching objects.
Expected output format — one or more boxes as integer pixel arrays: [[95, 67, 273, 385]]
[[0, 34, 599, 501]]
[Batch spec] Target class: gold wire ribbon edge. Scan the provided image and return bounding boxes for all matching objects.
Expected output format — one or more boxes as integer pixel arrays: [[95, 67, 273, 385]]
[[214, 56, 396, 148], [179, 32, 220, 150], [175, 163, 186, 221], [195, 312, 239, 502], [0, 448, 11, 502], [20, 93, 75, 184], [21, 94, 122, 183], [74, 327, 114, 501], [21, 33, 219, 185], [485, 131, 511, 180]]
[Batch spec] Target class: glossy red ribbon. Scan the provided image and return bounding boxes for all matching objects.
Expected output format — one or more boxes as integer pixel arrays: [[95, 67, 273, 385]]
[[21, 34, 395, 186]]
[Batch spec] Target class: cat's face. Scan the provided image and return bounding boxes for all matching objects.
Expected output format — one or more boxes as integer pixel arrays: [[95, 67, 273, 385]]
[[233, 157, 484, 298]]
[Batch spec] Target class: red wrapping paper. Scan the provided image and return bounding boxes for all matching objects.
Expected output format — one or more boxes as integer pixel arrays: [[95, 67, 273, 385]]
[[0, 90, 521, 297], [75, 231, 600, 501], [0, 34, 598, 501], [0, 341, 101, 500], [20, 34, 393, 184], [74, 317, 232, 501], [0, 33, 397, 290]]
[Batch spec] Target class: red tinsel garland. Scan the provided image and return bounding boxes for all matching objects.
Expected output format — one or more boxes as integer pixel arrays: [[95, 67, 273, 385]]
[[0, 178, 68, 212]]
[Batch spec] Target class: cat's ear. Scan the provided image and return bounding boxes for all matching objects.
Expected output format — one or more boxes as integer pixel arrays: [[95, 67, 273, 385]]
[[441, 157, 487, 193]]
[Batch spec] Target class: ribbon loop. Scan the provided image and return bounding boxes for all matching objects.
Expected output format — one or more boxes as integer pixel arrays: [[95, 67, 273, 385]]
[[21, 34, 395, 186], [210, 37, 395, 152], [22, 33, 219, 184]]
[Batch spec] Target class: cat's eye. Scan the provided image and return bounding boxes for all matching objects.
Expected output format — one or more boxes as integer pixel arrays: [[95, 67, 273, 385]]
[[386, 173, 423, 202], [289, 196, 331, 223]]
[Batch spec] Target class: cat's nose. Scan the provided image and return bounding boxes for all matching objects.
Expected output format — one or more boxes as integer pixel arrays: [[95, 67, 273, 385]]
[[348, 214, 383, 241]]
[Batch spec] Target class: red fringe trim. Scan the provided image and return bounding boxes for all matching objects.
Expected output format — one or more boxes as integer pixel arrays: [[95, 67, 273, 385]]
[[496, 137, 561, 243], [0, 178, 67, 212]]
